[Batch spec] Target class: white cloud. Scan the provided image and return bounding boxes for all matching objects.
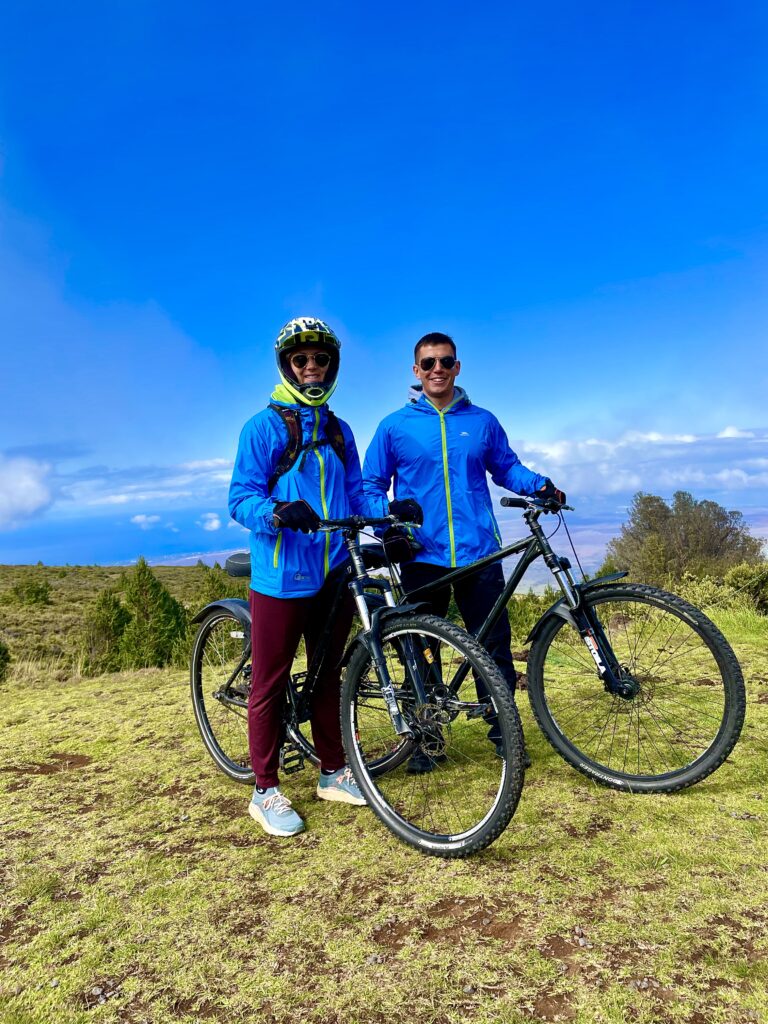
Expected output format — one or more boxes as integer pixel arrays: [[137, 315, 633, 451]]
[[513, 428, 768, 498], [131, 514, 161, 530], [199, 512, 222, 532], [717, 426, 755, 439], [0, 455, 52, 529]]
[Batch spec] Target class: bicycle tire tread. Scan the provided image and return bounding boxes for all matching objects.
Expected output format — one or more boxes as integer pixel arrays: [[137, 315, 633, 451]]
[[527, 583, 746, 794]]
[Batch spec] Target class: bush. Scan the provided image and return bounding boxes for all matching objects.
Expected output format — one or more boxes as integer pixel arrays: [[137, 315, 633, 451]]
[[0, 640, 11, 683], [724, 562, 768, 614], [507, 588, 556, 645], [190, 562, 246, 610], [119, 557, 188, 670], [9, 576, 51, 606], [669, 573, 749, 614], [79, 589, 131, 675]]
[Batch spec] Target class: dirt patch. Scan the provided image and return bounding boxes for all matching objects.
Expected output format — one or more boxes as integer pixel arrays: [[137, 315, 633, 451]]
[[168, 996, 221, 1018], [517, 672, 529, 690], [158, 781, 204, 799], [692, 677, 719, 687], [564, 815, 612, 840], [0, 906, 26, 944], [75, 976, 124, 1010], [512, 649, 530, 662], [528, 990, 576, 1021], [372, 897, 535, 949], [0, 752, 93, 776]]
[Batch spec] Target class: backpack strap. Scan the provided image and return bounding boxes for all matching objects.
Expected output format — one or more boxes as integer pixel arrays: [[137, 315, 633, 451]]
[[266, 403, 347, 493], [324, 409, 347, 468], [267, 404, 302, 493]]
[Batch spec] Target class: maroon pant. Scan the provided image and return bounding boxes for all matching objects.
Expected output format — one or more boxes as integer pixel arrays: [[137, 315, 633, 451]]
[[248, 576, 354, 789]]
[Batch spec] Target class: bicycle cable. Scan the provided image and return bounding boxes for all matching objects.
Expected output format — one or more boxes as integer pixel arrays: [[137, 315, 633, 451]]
[[560, 513, 588, 582]]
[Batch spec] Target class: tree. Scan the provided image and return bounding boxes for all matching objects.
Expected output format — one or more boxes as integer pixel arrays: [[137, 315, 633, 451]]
[[604, 491, 764, 583], [119, 557, 188, 669], [79, 589, 131, 675]]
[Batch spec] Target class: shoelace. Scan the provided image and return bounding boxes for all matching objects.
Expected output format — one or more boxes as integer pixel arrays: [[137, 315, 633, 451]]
[[262, 791, 293, 815], [335, 766, 356, 788]]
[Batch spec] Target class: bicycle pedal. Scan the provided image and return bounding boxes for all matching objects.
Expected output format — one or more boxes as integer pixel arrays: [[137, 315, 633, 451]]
[[466, 704, 492, 720], [279, 743, 306, 775]]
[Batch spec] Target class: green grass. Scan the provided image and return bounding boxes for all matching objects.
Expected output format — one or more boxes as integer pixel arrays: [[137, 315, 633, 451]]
[[1, 567, 767, 1023]]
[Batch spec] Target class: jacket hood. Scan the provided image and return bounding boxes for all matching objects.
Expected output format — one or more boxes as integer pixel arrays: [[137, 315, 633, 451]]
[[407, 384, 470, 412]]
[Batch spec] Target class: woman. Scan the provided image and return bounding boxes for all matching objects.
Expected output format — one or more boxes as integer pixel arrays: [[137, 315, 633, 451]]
[[228, 317, 369, 837]]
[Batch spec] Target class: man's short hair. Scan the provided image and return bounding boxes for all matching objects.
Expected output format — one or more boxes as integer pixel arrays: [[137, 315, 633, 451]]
[[414, 332, 457, 362]]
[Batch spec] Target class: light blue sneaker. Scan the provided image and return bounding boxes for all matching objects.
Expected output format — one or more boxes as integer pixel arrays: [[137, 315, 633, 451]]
[[248, 786, 305, 837], [316, 766, 366, 806]]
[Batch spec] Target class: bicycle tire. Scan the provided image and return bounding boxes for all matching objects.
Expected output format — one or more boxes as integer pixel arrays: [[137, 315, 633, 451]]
[[341, 614, 526, 857], [526, 583, 746, 793], [190, 596, 393, 784], [190, 608, 256, 783]]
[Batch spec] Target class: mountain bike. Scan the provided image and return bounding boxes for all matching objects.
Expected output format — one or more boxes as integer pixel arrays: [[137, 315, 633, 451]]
[[396, 496, 746, 794], [190, 515, 526, 857]]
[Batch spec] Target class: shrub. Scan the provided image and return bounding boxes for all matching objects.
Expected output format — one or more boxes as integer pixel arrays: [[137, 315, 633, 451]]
[[10, 576, 51, 606], [507, 588, 556, 645], [0, 639, 11, 683], [119, 557, 188, 669], [724, 562, 768, 614], [79, 589, 131, 675]]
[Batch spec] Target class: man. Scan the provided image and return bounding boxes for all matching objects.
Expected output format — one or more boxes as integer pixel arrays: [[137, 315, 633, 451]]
[[362, 331, 565, 770], [228, 317, 370, 836]]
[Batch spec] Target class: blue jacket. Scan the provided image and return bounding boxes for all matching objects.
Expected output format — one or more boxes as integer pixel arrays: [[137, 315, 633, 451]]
[[229, 390, 367, 597], [363, 387, 547, 568]]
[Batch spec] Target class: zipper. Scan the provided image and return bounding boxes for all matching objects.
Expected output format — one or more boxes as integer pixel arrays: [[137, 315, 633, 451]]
[[272, 532, 283, 569], [486, 502, 502, 547], [313, 409, 331, 578], [427, 394, 462, 568]]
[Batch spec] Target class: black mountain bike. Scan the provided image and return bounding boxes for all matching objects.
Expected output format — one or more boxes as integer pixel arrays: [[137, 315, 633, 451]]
[[190, 515, 526, 857], [397, 496, 746, 794]]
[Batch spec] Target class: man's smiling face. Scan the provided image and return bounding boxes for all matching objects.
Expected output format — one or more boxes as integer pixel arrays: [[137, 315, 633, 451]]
[[413, 342, 461, 405]]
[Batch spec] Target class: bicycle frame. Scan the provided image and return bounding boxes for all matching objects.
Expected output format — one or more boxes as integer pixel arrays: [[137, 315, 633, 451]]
[[400, 501, 634, 698]]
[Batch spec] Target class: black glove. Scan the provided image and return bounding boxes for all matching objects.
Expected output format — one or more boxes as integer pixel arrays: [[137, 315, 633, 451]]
[[272, 500, 321, 533], [382, 525, 420, 564], [537, 479, 567, 506], [388, 498, 424, 525]]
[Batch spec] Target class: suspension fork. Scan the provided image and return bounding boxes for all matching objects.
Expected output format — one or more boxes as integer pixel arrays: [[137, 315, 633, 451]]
[[345, 534, 415, 737], [526, 513, 629, 697]]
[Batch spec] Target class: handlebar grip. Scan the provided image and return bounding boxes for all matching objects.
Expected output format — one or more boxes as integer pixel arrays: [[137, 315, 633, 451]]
[[500, 497, 530, 508]]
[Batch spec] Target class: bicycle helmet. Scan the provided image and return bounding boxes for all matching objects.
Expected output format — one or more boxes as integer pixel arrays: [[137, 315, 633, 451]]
[[275, 316, 341, 406]]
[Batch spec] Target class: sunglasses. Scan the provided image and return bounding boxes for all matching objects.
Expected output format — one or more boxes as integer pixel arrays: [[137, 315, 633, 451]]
[[419, 355, 457, 371], [289, 351, 331, 369]]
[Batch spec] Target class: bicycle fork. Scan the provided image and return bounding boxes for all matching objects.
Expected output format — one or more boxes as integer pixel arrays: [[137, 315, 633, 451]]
[[350, 577, 415, 738], [535, 522, 634, 700]]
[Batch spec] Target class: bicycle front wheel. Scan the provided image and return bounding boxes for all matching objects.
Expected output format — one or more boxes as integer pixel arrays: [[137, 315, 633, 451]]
[[527, 583, 746, 793], [341, 614, 525, 857]]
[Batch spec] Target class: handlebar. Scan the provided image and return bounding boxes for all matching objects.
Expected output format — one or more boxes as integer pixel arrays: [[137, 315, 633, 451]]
[[500, 496, 574, 513], [317, 515, 420, 532]]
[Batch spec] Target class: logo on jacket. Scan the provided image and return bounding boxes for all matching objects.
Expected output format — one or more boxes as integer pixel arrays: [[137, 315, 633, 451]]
[[293, 572, 309, 581], [460, 431, 470, 437]]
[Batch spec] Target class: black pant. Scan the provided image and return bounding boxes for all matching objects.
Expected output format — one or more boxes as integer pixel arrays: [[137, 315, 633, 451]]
[[399, 560, 516, 743]]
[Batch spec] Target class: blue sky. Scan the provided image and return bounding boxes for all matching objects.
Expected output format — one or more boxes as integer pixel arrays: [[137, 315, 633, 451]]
[[1, 1, 767, 570]]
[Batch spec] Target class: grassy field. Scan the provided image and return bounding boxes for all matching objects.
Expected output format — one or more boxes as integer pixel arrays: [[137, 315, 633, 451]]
[[1, 566, 767, 1024]]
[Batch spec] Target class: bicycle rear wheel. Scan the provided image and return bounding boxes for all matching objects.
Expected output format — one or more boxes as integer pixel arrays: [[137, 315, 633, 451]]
[[527, 583, 746, 793], [190, 608, 256, 782], [341, 614, 525, 857]]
